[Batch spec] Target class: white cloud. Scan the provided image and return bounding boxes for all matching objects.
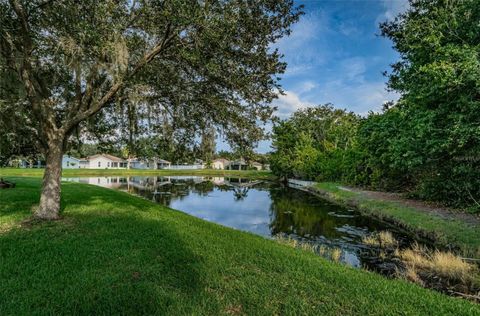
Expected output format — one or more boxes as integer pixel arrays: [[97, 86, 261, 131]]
[[273, 90, 314, 119], [340, 57, 367, 82], [274, 10, 331, 77], [338, 21, 361, 37], [377, 0, 409, 23], [297, 80, 318, 94], [308, 80, 399, 115]]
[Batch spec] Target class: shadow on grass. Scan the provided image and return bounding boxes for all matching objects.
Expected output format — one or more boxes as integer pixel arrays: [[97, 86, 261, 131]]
[[0, 181, 204, 315]]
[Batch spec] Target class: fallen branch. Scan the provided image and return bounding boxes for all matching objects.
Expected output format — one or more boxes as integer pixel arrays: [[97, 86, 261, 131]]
[[451, 291, 480, 301]]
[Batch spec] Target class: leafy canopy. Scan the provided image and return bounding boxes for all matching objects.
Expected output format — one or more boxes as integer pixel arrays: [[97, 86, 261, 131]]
[[0, 0, 302, 154]]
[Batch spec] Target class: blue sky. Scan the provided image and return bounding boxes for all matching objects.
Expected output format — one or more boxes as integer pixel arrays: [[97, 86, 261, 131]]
[[220, 0, 409, 153]]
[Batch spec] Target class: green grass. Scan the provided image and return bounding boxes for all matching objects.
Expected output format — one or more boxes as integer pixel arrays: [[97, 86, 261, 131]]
[[313, 183, 480, 256], [0, 167, 274, 180], [0, 178, 479, 315]]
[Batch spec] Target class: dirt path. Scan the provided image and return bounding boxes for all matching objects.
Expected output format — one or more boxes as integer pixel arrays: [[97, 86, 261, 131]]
[[342, 186, 480, 227]]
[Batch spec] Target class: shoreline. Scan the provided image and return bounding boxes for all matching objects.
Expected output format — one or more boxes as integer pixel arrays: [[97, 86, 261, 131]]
[[289, 180, 480, 256], [0, 178, 477, 314]]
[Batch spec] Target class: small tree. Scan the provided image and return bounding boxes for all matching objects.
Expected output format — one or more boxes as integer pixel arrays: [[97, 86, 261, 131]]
[[0, 0, 302, 219]]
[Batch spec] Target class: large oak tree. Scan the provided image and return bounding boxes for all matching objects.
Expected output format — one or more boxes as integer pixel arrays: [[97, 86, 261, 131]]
[[0, 0, 302, 219]]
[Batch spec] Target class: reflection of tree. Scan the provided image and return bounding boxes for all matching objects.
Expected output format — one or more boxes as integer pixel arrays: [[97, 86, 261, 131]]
[[192, 181, 215, 196], [123, 177, 221, 206], [233, 187, 249, 201], [268, 188, 345, 238]]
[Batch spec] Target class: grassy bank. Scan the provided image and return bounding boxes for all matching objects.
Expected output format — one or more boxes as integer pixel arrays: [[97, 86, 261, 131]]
[[0, 167, 274, 180], [312, 183, 480, 256], [0, 178, 478, 315]]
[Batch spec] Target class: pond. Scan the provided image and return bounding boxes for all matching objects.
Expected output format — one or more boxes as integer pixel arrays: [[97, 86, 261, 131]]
[[63, 175, 415, 271]]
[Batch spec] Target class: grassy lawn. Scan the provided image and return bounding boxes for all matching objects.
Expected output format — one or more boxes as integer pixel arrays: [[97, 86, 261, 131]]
[[0, 167, 274, 180], [0, 178, 478, 315], [313, 183, 480, 257]]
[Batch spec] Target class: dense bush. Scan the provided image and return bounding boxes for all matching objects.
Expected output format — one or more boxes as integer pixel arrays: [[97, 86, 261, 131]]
[[270, 104, 361, 181], [271, 103, 479, 211], [271, 0, 480, 212]]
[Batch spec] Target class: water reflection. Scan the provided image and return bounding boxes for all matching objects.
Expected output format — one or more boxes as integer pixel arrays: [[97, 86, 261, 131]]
[[63, 176, 410, 268]]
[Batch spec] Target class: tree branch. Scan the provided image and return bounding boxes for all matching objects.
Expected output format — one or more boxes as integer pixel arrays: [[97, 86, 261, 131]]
[[9, 0, 59, 143], [62, 23, 175, 135]]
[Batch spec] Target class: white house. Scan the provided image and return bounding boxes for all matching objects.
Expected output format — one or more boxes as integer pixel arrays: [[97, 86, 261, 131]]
[[129, 158, 148, 169], [130, 158, 171, 169], [62, 155, 82, 169], [156, 159, 171, 169], [251, 161, 263, 170], [26, 154, 173, 170], [211, 158, 230, 170], [87, 154, 127, 169], [15, 159, 45, 168], [227, 159, 248, 170], [79, 159, 89, 168]]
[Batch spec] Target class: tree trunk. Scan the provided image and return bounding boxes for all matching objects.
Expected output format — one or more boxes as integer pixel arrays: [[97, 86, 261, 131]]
[[35, 139, 63, 220]]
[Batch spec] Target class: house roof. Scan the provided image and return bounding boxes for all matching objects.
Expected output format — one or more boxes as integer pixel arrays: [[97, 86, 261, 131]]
[[251, 161, 262, 166], [63, 155, 81, 161], [87, 154, 124, 162], [157, 159, 171, 164]]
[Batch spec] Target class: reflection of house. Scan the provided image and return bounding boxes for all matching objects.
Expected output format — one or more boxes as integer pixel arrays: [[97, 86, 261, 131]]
[[227, 159, 248, 170], [212, 158, 230, 170], [77, 176, 126, 188], [211, 177, 225, 185]]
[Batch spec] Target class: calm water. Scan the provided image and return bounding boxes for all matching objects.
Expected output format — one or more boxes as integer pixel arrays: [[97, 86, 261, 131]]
[[63, 175, 413, 268]]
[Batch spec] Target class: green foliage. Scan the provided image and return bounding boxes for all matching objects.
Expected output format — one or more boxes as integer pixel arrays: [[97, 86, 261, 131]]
[[270, 104, 361, 181], [271, 0, 480, 211], [377, 0, 480, 209], [0, 0, 303, 159], [292, 132, 321, 179]]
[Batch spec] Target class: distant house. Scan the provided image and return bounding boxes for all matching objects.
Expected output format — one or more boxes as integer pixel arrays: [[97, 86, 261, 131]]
[[212, 158, 230, 170], [15, 153, 171, 170], [129, 158, 148, 170], [79, 159, 89, 168], [130, 158, 171, 170], [156, 159, 171, 169], [251, 161, 263, 171], [62, 155, 81, 169], [16, 158, 45, 168], [227, 159, 248, 171], [87, 154, 127, 169], [8, 158, 28, 168]]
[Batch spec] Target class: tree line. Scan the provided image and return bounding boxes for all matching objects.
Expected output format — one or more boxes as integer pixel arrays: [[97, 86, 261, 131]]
[[270, 0, 480, 212]]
